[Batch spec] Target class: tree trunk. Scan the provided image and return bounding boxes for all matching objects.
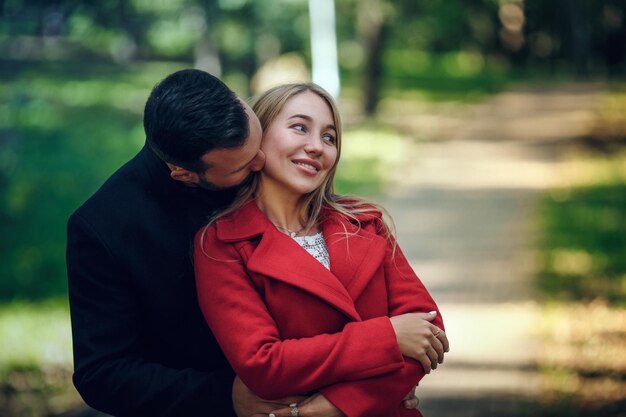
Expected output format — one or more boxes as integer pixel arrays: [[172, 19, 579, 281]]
[[358, 0, 388, 116], [194, 0, 222, 77]]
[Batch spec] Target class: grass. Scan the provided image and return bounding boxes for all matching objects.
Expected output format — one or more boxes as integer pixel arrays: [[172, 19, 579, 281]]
[[537, 302, 626, 417], [533, 85, 626, 416], [536, 152, 626, 305], [535, 145, 626, 416], [0, 300, 82, 417]]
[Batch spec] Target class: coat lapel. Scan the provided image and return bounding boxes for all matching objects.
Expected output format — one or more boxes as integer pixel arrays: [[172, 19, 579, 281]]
[[322, 210, 388, 302], [216, 200, 361, 321]]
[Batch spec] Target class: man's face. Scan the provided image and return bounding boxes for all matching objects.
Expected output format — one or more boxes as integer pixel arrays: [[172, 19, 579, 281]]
[[194, 101, 266, 191]]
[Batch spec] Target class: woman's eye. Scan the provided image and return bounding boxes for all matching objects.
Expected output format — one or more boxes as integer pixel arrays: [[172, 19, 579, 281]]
[[292, 124, 306, 132], [323, 134, 336, 144]]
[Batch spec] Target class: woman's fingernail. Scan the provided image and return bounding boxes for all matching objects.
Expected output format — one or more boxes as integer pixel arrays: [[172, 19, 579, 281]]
[[429, 310, 437, 315], [269, 414, 276, 417]]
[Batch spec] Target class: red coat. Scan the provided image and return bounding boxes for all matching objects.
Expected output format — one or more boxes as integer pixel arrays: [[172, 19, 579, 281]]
[[194, 200, 444, 417]]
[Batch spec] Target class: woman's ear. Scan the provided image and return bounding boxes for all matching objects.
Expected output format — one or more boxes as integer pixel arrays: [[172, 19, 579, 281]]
[[166, 163, 200, 186]]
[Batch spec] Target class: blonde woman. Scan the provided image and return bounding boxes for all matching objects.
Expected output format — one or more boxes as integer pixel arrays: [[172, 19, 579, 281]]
[[194, 84, 448, 417]]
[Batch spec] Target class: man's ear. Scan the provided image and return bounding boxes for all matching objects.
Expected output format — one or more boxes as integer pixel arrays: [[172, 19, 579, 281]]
[[166, 163, 200, 185]]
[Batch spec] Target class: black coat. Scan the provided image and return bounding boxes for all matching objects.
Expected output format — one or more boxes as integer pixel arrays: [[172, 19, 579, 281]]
[[67, 144, 238, 417]]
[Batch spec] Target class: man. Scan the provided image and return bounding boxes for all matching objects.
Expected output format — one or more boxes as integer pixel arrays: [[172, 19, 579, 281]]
[[67, 69, 440, 417]]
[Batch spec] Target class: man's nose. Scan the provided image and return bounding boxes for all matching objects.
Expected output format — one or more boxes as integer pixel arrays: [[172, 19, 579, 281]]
[[249, 150, 266, 172]]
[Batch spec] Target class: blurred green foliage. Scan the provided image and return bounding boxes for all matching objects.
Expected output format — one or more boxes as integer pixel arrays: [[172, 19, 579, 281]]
[[537, 157, 626, 306], [0, 61, 182, 300]]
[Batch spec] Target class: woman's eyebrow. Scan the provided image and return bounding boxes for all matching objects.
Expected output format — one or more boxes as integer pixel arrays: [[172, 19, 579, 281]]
[[288, 114, 336, 131], [288, 114, 313, 121]]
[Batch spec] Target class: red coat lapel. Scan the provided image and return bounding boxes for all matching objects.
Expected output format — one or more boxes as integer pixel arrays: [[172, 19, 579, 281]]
[[216, 200, 362, 321], [322, 209, 387, 302]]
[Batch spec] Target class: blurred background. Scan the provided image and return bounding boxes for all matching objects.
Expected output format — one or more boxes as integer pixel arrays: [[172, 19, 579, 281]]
[[0, 0, 624, 416]]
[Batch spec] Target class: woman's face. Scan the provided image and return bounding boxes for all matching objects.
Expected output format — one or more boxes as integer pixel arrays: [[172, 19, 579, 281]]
[[259, 90, 338, 199]]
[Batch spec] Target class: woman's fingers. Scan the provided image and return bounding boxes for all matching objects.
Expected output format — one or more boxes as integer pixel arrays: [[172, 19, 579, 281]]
[[437, 329, 450, 353], [428, 327, 445, 363], [426, 345, 439, 370], [390, 312, 450, 370], [416, 351, 432, 373]]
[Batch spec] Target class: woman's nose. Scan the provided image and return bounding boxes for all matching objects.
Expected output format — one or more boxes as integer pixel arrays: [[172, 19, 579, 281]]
[[304, 136, 323, 154]]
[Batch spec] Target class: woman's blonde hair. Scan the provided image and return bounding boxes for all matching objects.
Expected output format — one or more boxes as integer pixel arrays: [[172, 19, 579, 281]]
[[208, 82, 394, 241]]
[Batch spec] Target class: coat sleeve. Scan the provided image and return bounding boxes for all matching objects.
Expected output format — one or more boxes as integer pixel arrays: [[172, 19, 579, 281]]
[[194, 226, 406, 400], [67, 213, 235, 417], [320, 230, 444, 417]]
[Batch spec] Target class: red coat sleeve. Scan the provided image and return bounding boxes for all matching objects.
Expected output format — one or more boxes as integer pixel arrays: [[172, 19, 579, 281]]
[[320, 232, 444, 417], [194, 226, 405, 400]]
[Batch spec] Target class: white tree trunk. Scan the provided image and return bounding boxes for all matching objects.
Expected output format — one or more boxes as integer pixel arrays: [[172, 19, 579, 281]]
[[309, 0, 340, 98]]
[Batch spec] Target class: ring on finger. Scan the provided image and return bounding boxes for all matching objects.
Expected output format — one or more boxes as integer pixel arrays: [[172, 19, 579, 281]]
[[290, 403, 299, 417]]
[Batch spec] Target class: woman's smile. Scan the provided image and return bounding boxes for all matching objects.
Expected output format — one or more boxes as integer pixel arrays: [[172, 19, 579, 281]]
[[292, 158, 322, 174]]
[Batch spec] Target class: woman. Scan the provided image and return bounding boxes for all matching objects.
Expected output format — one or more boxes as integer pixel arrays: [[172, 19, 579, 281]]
[[194, 84, 447, 417]]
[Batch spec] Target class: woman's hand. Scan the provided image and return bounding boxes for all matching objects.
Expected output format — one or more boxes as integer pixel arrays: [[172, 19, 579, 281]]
[[390, 311, 449, 373]]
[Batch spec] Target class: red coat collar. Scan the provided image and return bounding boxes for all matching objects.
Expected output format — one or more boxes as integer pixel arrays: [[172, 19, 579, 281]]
[[215, 199, 384, 241], [213, 199, 389, 321]]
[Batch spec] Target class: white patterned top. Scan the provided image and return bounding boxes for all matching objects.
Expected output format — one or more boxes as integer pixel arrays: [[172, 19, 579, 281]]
[[292, 232, 330, 270]]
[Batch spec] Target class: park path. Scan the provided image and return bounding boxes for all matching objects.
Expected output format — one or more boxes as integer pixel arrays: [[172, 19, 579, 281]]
[[377, 83, 605, 416]]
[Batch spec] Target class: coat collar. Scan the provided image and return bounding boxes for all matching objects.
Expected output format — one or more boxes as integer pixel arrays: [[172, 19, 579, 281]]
[[215, 200, 388, 320]]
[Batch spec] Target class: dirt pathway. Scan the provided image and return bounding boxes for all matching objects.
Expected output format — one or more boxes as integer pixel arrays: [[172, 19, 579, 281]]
[[377, 83, 605, 416]]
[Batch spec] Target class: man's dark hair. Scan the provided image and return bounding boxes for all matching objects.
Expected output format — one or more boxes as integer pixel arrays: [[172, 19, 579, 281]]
[[144, 69, 249, 172]]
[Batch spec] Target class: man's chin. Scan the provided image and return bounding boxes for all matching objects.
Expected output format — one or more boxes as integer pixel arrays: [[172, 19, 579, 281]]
[[197, 173, 255, 192], [196, 180, 233, 192]]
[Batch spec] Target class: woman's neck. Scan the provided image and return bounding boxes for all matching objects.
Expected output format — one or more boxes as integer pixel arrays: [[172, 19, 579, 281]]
[[255, 182, 309, 236]]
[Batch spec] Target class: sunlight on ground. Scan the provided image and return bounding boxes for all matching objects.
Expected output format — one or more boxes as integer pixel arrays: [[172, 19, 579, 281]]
[[539, 301, 626, 374], [431, 302, 541, 368], [0, 303, 83, 417], [342, 128, 409, 161], [417, 302, 541, 398], [538, 301, 626, 407], [551, 150, 626, 188], [336, 128, 417, 193], [0, 302, 72, 370]]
